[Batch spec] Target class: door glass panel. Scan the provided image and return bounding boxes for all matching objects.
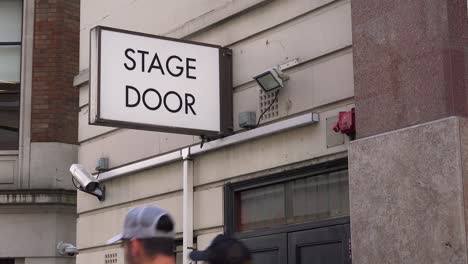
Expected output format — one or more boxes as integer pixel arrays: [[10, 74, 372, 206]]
[[290, 170, 349, 223], [237, 183, 286, 231], [0, 0, 22, 42]]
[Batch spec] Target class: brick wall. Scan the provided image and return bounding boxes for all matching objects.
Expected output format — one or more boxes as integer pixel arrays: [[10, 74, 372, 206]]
[[31, 0, 80, 144]]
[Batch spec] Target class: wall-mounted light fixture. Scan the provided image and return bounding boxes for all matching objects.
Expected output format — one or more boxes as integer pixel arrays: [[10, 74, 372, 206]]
[[253, 67, 289, 93]]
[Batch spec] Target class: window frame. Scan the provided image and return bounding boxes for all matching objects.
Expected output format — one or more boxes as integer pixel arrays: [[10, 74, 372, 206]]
[[224, 158, 350, 238], [0, 42, 21, 45], [0, 0, 23, 150], [0, 0, 34, 189], [0, 258, 15, 264]]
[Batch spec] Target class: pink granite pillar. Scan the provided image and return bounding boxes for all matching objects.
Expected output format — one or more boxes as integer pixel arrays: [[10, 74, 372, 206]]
[[349, 1, 468, 263], [352, 0, 467, 138]]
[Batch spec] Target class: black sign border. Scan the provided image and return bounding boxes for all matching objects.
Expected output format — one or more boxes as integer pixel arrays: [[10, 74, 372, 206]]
[[89, 26, 233, 137]]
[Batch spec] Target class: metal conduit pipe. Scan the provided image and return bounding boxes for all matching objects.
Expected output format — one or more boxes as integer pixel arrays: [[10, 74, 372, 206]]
[[182, 148, 194, 264], [97, 112, 320, 182]]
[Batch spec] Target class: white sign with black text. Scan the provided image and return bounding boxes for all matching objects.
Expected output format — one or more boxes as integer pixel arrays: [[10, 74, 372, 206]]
[[89, 26, 232, 136]]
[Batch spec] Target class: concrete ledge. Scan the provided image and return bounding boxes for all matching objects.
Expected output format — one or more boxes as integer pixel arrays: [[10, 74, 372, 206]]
[[0, 189, 76, 205], [73, 69, 89, 87]]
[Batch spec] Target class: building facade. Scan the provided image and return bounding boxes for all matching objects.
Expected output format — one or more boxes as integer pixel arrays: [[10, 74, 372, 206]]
[[0, 0, 80, 263], [75, 0, 467, 264]]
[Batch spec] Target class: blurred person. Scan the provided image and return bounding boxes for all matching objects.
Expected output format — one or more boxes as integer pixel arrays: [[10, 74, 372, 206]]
[[107, 205, 176, 264], [190, 234, 252, 264]]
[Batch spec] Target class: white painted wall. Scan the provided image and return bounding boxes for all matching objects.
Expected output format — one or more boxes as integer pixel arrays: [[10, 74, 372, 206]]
[[29, 143, 78, 189], [0, 153, 17, 186], [79, 0, 233, 71], [0, 206, 76, 258], [76, 0, 353, 171], [76, 0, 354, 262], [76, 104, 352, 251], [25, 258, 76, 264]]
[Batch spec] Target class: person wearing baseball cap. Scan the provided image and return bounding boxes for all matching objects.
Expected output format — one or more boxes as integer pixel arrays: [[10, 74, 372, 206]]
[[189, 234, 252, 264], [107, 205, 176, 264]]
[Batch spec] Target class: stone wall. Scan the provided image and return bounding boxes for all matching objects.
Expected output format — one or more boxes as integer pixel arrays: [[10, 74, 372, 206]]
[[351, 0, 468, 138], [349, 117, 468, 263]]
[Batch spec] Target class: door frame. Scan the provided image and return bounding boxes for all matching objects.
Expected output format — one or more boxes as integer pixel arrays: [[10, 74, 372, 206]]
[[233, 216, 350, 240], [224, 158, 350, 238]]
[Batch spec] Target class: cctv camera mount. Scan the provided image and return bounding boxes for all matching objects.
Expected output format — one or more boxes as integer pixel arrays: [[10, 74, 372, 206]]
[[57, 241, 79, 257], [70, 164, 106, 201], [276, 70, 289, 81], [80, 184, 106, 201]]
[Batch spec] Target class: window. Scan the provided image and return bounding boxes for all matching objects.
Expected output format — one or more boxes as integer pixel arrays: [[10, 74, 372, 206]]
[[0, 0, 22, 150], [226, 160, 349, 233], [237, 183, 286, 231], [289, 170, 349, 224]]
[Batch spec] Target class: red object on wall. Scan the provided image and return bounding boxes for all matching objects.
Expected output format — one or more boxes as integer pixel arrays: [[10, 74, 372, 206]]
[[333, 108, 355, 136]]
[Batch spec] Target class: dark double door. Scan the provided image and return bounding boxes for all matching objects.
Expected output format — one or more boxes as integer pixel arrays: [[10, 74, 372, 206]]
[[242, 224, 351, 264]]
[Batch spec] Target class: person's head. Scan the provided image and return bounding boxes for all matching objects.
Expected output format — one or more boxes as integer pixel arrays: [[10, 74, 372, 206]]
[[189, 234, 252, 264], [107, 205, 176, 264]]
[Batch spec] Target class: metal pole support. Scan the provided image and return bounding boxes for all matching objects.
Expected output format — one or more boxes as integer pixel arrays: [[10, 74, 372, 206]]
[[182, 148, 194, 264]]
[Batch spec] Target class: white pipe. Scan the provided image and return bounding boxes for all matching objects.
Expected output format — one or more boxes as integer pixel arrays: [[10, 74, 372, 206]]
[[182, 149, 194, 264], [99, 151, 182, 181], [98, 112, 319, 182], [190, 112, 319, 156]]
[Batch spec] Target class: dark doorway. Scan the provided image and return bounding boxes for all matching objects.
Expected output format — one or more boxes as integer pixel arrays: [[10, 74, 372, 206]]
[[225, 159, 351, 264], [240, 222, 350, 264], [0, 259, 14, 264]]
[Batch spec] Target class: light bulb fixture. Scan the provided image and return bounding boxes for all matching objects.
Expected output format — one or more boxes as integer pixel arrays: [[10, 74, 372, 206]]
[[253, 67, 289, 93]]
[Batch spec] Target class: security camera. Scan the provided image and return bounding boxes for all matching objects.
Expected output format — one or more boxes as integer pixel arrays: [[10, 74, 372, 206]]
[[70, 164, 105, 201], [57, 241, 79, 257]]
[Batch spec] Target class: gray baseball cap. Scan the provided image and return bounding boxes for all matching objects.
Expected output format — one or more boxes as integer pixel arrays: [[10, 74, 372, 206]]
[[107, 205, 175, 244]]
